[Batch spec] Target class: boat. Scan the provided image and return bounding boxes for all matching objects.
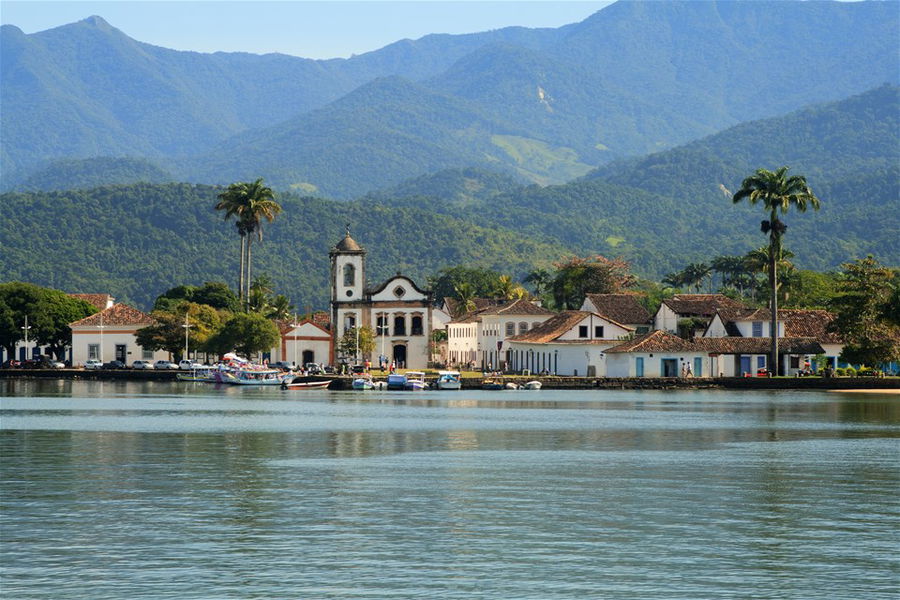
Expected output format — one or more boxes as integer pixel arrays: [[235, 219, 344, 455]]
[[352, 373, 379, 390], [386, 373, 407, 390], [505, 382, 519, 390], [281, 377, 332, 390], [436, 370, 461, 390], [176, 367, 216, 382], [404, 371, 428, 391], [481, 378, 505, 391], [524, 380, 542, 390], [215, 367, 286, 386]]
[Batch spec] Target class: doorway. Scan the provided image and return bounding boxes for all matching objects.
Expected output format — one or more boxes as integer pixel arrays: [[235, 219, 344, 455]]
[[115, 344, 127, 362], [740, 356, 752, 376], [302, 350, 314, 365], [661, 358, 678, 377], [392, 344, 407, 368]]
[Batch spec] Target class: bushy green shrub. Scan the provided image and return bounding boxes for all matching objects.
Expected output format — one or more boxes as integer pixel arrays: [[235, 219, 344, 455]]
[[835, 367, 846, 376], [845, 366, 857, 377]]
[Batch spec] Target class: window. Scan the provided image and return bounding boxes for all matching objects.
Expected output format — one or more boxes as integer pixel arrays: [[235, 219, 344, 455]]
[[411, 315, 423, 336], [757, 356, 766, 369], [752, 321, 763, 337], [578, 325, 588, 338], [88, 344, 99, 360], [394, 315, 406, 336], [142, 347, 154, 360], [595, 325, 604, 338], [790, 356, 800, 369], [393, 286, 406, 298], [376, 315, 387, 335], [344, 314, 356, 334], [506, 322, 515, 336], [519, 322, 528, 334], [343, 263, 355, 287]]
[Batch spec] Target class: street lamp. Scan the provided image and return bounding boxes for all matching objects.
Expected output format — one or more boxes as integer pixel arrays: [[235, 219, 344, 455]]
[[377, 315, 388, 370], [182, 314, 193, 361], [98, 312, 105, 363], [21, 316, 31, 361], [291, 314, 299, 369]]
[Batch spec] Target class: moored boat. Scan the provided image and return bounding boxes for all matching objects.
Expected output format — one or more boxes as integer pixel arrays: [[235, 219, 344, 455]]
[[216, 367, 286, 386], [352, 373, 378, 390], [281, 377, 332, 390], [436, 371, 461, 390], [176, 367, 216, 382], [404, 371, 428, 391], [481, 378, 505, 391], [524, 380, 542, 390], [386, 373, 407, 390]]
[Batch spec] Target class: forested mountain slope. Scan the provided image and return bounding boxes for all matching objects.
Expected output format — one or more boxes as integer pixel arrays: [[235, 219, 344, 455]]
[[0, 183, 569, 309], [3, 1, 897, 195]]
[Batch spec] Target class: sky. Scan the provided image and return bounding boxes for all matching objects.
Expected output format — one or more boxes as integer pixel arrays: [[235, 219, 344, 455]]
[[0, 1, 612, 59]]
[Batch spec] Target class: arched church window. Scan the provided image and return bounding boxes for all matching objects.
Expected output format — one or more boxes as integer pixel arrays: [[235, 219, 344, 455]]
[[343, 263, 355, 287], [411, 315, 423, 336]]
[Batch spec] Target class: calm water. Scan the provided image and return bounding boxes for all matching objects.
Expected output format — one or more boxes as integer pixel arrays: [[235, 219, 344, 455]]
[[1, 380, 898, 599]]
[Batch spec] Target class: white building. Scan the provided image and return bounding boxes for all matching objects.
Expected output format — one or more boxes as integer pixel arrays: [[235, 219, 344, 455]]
[[69, 303, 168, 366], [446, 298, 554, 370], [329, 229, 433, 369], [605, 330, 713, 378], [270, 319, 332, 367], [653, 294, 746, 335], [506, 310, 635, 376], [581, 293, 653, 334]]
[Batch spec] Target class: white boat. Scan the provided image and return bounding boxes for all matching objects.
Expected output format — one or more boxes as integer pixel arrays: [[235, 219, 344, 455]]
[[176, 367, 216, 382], [505, 382, 519, 390], [404, 371, 428, 391], [215, 367, 286, 386], [436, 371, 461, 390], [524, 381, 542, 390]]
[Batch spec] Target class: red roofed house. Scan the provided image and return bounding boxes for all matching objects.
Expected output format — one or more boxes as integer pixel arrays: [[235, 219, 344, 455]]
[[69, 303, 166, 366], [605, 330, 712, 377], [270, 319, 333, 368], [507, 311, 635, 376], [446, 298, 555, 370], [580, 293, 653, 334], [653, 294, 746, 336]]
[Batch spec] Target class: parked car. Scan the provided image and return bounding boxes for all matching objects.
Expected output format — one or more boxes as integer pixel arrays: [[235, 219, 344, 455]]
[[36, 355, 65, 369], [270, 361, 294, 371], [305, 362, 323, 375], [1, 359, 18, 369], [154, 360, 178, 370], [84, 359, 103, 370], [323, 365, 335, 374], [132, 360, 155, 370], [103, 360, 126, 369], [178, 360, 203, 370]]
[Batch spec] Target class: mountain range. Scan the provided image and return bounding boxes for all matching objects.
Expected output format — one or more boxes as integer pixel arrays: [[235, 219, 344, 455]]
[[2, 85, 897, 309], [2, 0, 898, 197]]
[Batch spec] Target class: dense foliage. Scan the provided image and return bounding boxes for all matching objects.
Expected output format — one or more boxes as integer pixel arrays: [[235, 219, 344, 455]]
[[0, 282, 96, 359]]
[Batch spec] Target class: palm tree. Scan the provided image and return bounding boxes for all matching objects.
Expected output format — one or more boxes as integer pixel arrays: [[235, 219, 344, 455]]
[[215, 178, 281, 307], [733, 166, 820, 374], [684, 262, 711, 293], [453, 282, 477, 317]]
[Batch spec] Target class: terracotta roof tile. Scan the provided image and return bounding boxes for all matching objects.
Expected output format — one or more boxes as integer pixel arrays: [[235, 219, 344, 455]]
[[584, 293, 652, 325], [711, 308, 842, 344], [662, 294, 746, 317], [695, 337, 825, 355], [509, 311, 591, 343], [69, 303, 155, 327], [68, 293, 114, 311], [450, 299, 553, 323], [605, 330, 696, 353]]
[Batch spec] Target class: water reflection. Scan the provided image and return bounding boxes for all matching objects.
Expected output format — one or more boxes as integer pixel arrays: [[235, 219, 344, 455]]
[[1, 381, 898, 599]]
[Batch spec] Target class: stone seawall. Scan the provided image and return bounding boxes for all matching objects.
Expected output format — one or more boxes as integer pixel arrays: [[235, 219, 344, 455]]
[[2, 369, 898, 391]]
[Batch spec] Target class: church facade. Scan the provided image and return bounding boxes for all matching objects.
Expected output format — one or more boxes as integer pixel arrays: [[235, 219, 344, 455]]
[[329, 230, 433, 369]]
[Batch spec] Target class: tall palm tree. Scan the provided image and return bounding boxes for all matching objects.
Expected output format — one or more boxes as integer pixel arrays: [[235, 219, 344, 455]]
[[453, 282, 477, 317], [733, 166, 820, 374], [215, 178, 281, 307], [684, 262, 711, 293]]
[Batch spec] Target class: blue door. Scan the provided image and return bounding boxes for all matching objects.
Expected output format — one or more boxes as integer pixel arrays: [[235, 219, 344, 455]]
[[693, 357, 703, 377], [635, 357, 644, 377], [740, 356, 751, 376]]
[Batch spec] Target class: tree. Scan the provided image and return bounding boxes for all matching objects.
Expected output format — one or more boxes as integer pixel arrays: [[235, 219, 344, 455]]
[[136, 302, 226, 361], [550, 255, 636, 309], [828, 256, 900, 367], [524, 268, 553, 297], [428, 266, 501, 304], [493, 275, 527, 300], [206, 312, 280, 359], [215, 178, 281, 307], [733, 166, 820, 374], [683, 262, 711, 293], [452, 282, 477, 317], [337, 326, 375, 363], [0, 282, 96, 360]]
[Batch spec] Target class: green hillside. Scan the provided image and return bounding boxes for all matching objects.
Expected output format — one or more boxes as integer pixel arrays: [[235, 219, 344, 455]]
[[3, 1, 897, 195], [0, 183, 568, 309]]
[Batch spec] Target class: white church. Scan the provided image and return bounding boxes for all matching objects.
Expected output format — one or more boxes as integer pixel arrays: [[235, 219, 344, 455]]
[[329, 229, 434, 369]]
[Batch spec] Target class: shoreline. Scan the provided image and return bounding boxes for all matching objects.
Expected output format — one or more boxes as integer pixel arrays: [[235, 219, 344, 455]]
[[2, 369, 899, 392]]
